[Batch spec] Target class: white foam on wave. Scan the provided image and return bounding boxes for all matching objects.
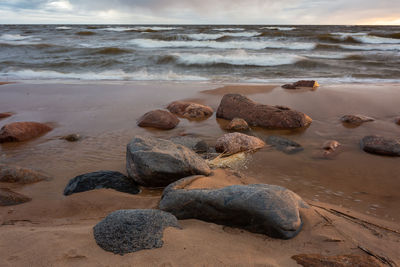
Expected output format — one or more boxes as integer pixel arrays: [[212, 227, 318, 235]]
[[130, 39, 315, 50], [99, 26, 179, 32], [244, 76, 400, 84], [340, 44, 400, 51], [56, 26, 72, 30], [331, 32, 400, 44], [261, 27, 296, 31], [0, 34, 40, 45], [186, 32, 259, 40], [213, 28, 245, 31]]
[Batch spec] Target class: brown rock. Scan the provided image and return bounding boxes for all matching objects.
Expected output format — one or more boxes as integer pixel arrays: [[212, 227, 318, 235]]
[[360, 135, 400, 157], [137, 110, 179, 130], [62, 133, 81, 142], [396, 118, 400, 125], [0, 122, 52, 143], [215, 133, 265, 154], [225, 118, 249, 131], [216, 94, 312, 129], [322, 140, 341, 151], [0, 164, 49, 184], [167, 101, 213, 120], [313, 140, 341, 159], [282, 80, 319, 89], [0, 112, 13, 119], [341, 115, 374, 126], [0, 188, 31, 206], [292, 254, 383, 267]]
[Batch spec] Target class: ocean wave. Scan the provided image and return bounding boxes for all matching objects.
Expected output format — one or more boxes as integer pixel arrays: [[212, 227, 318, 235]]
[[340, 44, 400, 51], [261, 27, 296, 31], [185, 32, 260, 40], [317, 34, 361, 44], [93, 47, 132, 55], [99, 26, 179, 32], [331, 32, 400, 44], [56, 26, 72, 30], [0, 34, 40, 45], [213, 28, 245, 31]]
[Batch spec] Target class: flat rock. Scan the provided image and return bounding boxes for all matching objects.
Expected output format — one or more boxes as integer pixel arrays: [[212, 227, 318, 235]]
[[0, 188, 31, 206], [292, 254, 383, 267], [0, 122, 52, 143], [93, 209, 180, 255], [167, 101, 213, 120], [63, 171, 140, 196], [360, 135, 400, 156], [225, 118, 249, 131], [341, 115, 374, 126], [159, 177, 308, 239], [169, 136, 208, 153], [0, 164, 49, 184], [266, 136, 303, 154], [137, 110, 179, 130], [216, 94, 312, 129], [126, 136, 211, 187], [215, 132, 265, 154], [0, 112, 13, 119], [282, 80, 319, 89]]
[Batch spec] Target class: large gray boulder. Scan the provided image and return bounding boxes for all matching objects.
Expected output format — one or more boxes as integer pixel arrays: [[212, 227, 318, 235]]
[[159, 177, 308, 239], [93, 209, 180, 255], [360, 135, 400, 156], [126, 136, 211, 187]]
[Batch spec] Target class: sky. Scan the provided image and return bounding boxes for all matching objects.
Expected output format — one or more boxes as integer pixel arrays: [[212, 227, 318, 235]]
[[0, 0, 399, 25]]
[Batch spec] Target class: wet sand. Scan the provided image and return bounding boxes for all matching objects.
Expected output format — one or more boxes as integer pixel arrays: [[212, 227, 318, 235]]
[[0, 81, 399, 266]]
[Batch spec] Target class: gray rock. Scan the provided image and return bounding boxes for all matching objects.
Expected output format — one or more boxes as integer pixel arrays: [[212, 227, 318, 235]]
[[266, 136, 304, 154], [126, 136, 211, 187], [0, 164, 50, 184], [63, 171, 140, 196], [360, 135, 400, 156], [62, 134, 81, 142], [0, 188, 31, 206], [93, 209, 180, 255], [169, 136, 208, 153], [159, 177, 308, 239]]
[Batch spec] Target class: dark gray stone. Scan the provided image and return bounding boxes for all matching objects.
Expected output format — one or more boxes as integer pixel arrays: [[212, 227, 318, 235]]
[[159, 177, 308, 239], [62, 134, 81, 142], [93, 209, 180, 255], [266, 136, 304, 154], [63, 171, 140, 196], [360, 135, 400, 156], [169, 136, 208, 153], [126, 136, 211, 187]]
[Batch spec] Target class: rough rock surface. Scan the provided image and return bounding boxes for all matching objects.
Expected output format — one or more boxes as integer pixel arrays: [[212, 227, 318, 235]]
[[137, 110, 179, 130], [215, 133, 265, 154], [266, 136, 303, 154], [159, 177, 308, 239], [169, 136, 208, 153], [167, 101, 213, 120], [0, 188, 31, 206], [225, 118, 249, 131], [282, 80, 319, 89], [340, 115, 374, 126], [93, 209, 180, 255], [63, 171, 140, 196], [126, 136, 211, 187], [216, 94, 312, 129], [0, 112, 13, 119], [291, 254, 383, 267], [0, 122, 52, 143], [360, 135, 400, 156], [0, 164, 49, 184]]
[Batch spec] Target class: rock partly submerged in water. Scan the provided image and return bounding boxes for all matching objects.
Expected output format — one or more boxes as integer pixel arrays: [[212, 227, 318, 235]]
[[63, 171, 140, 196], [167, 101, 213, 120], [215, 132, 265, 154], [0, 188, 31, 206], [266, 136, 303, 154], [360, 135, 400, 157], [61, 133, 81, 142], [282, 80, 319, 90], [0, 112, 13, 119], [93, 209, 180, 255], [137, 110, 179, 130], [216, 94, 312, 129], [340, 115, 374, 126], [312, 140, 341, 159], [292, 254, 383, 267], [225, 118, 249, 131], [0, 164, 50, 184], [0, 122, 52, 143], [169, 136, 208, 153], [126, 136, 211, 187], [395, 118, 400, 125]]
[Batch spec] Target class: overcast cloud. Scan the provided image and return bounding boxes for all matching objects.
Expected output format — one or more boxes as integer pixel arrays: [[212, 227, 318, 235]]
[[0, 0, 399, 24]]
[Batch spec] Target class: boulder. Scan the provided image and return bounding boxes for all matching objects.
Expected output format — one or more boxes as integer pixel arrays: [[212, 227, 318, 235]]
[[225, 118, 249, 131], [266, 136, 303, 154], [360, 135, 400, 157], [215, 133, 265, 154], [0, 112, 13, 119], [340, 115, 374, 126], [61, 134, 80, 142], [292, 254, 382, 267], [0, 122, 52, 143], [0, 164, 50, 184], [282, 80, 319, 89], [159, 177, 308, 239], [216, 94, 312, 129], [0, 188, 31, 206], [63, 171, 140, 196], [93, 209, 180, 255], [167, 101, 213, 120], [137, 110, 179, 130], [169, 136, 208, 153], [126, 136, 211, 187]]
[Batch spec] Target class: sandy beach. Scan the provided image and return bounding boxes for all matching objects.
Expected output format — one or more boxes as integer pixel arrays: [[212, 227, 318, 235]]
[[1, 81, 400, 266]]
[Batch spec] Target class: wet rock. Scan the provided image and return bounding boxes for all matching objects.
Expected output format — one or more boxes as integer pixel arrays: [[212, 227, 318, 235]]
[[225, 118, 249, 131], [167, 101, 213, 120], [0, 122, 52, 143], [0, 164, 50, 184], [360, 135, 400, 156], [322, 140, 341, 151], [63, 171, 140, 196], [292, 254, 382, 267], [62, 134, 80, 142], [137, 110, 179, 130], [159, 177, 308, 239], [216, 94, 312, 129], [0, 112, 13, 119], [169, 136, 208, 153], [340, 115, 374, 126], [215, 132, 265, 154], [395, 118, 400, 125], [266, 136, 303, 154], [282, 80, 319, 89], [313, 140, 341, 159], [93, 209, 180, 255], [126, 136, 211, 187], [206, 152, 250, 170], [0, 188, 31, 206]]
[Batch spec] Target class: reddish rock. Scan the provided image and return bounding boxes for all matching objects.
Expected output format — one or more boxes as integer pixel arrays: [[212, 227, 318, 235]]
[[282, 80, 319, 89], [0, 164, 50, 184], [167, 101, 213, 120], [0, 188, 31, 206], [215, 132, 265, 154], [0, 122, 52, 143], [226, 118, 249, 131], [395, 118, 400, 125], [0, 112, 13, 119], [292, 254, 383, 267], [216, 94, 312, 129], [137, 110, 179, 130], [341, 115, 374, 126]]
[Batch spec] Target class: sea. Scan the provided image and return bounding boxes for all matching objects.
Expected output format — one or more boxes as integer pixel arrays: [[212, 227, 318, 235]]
[[0, 24, 400, 83]]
